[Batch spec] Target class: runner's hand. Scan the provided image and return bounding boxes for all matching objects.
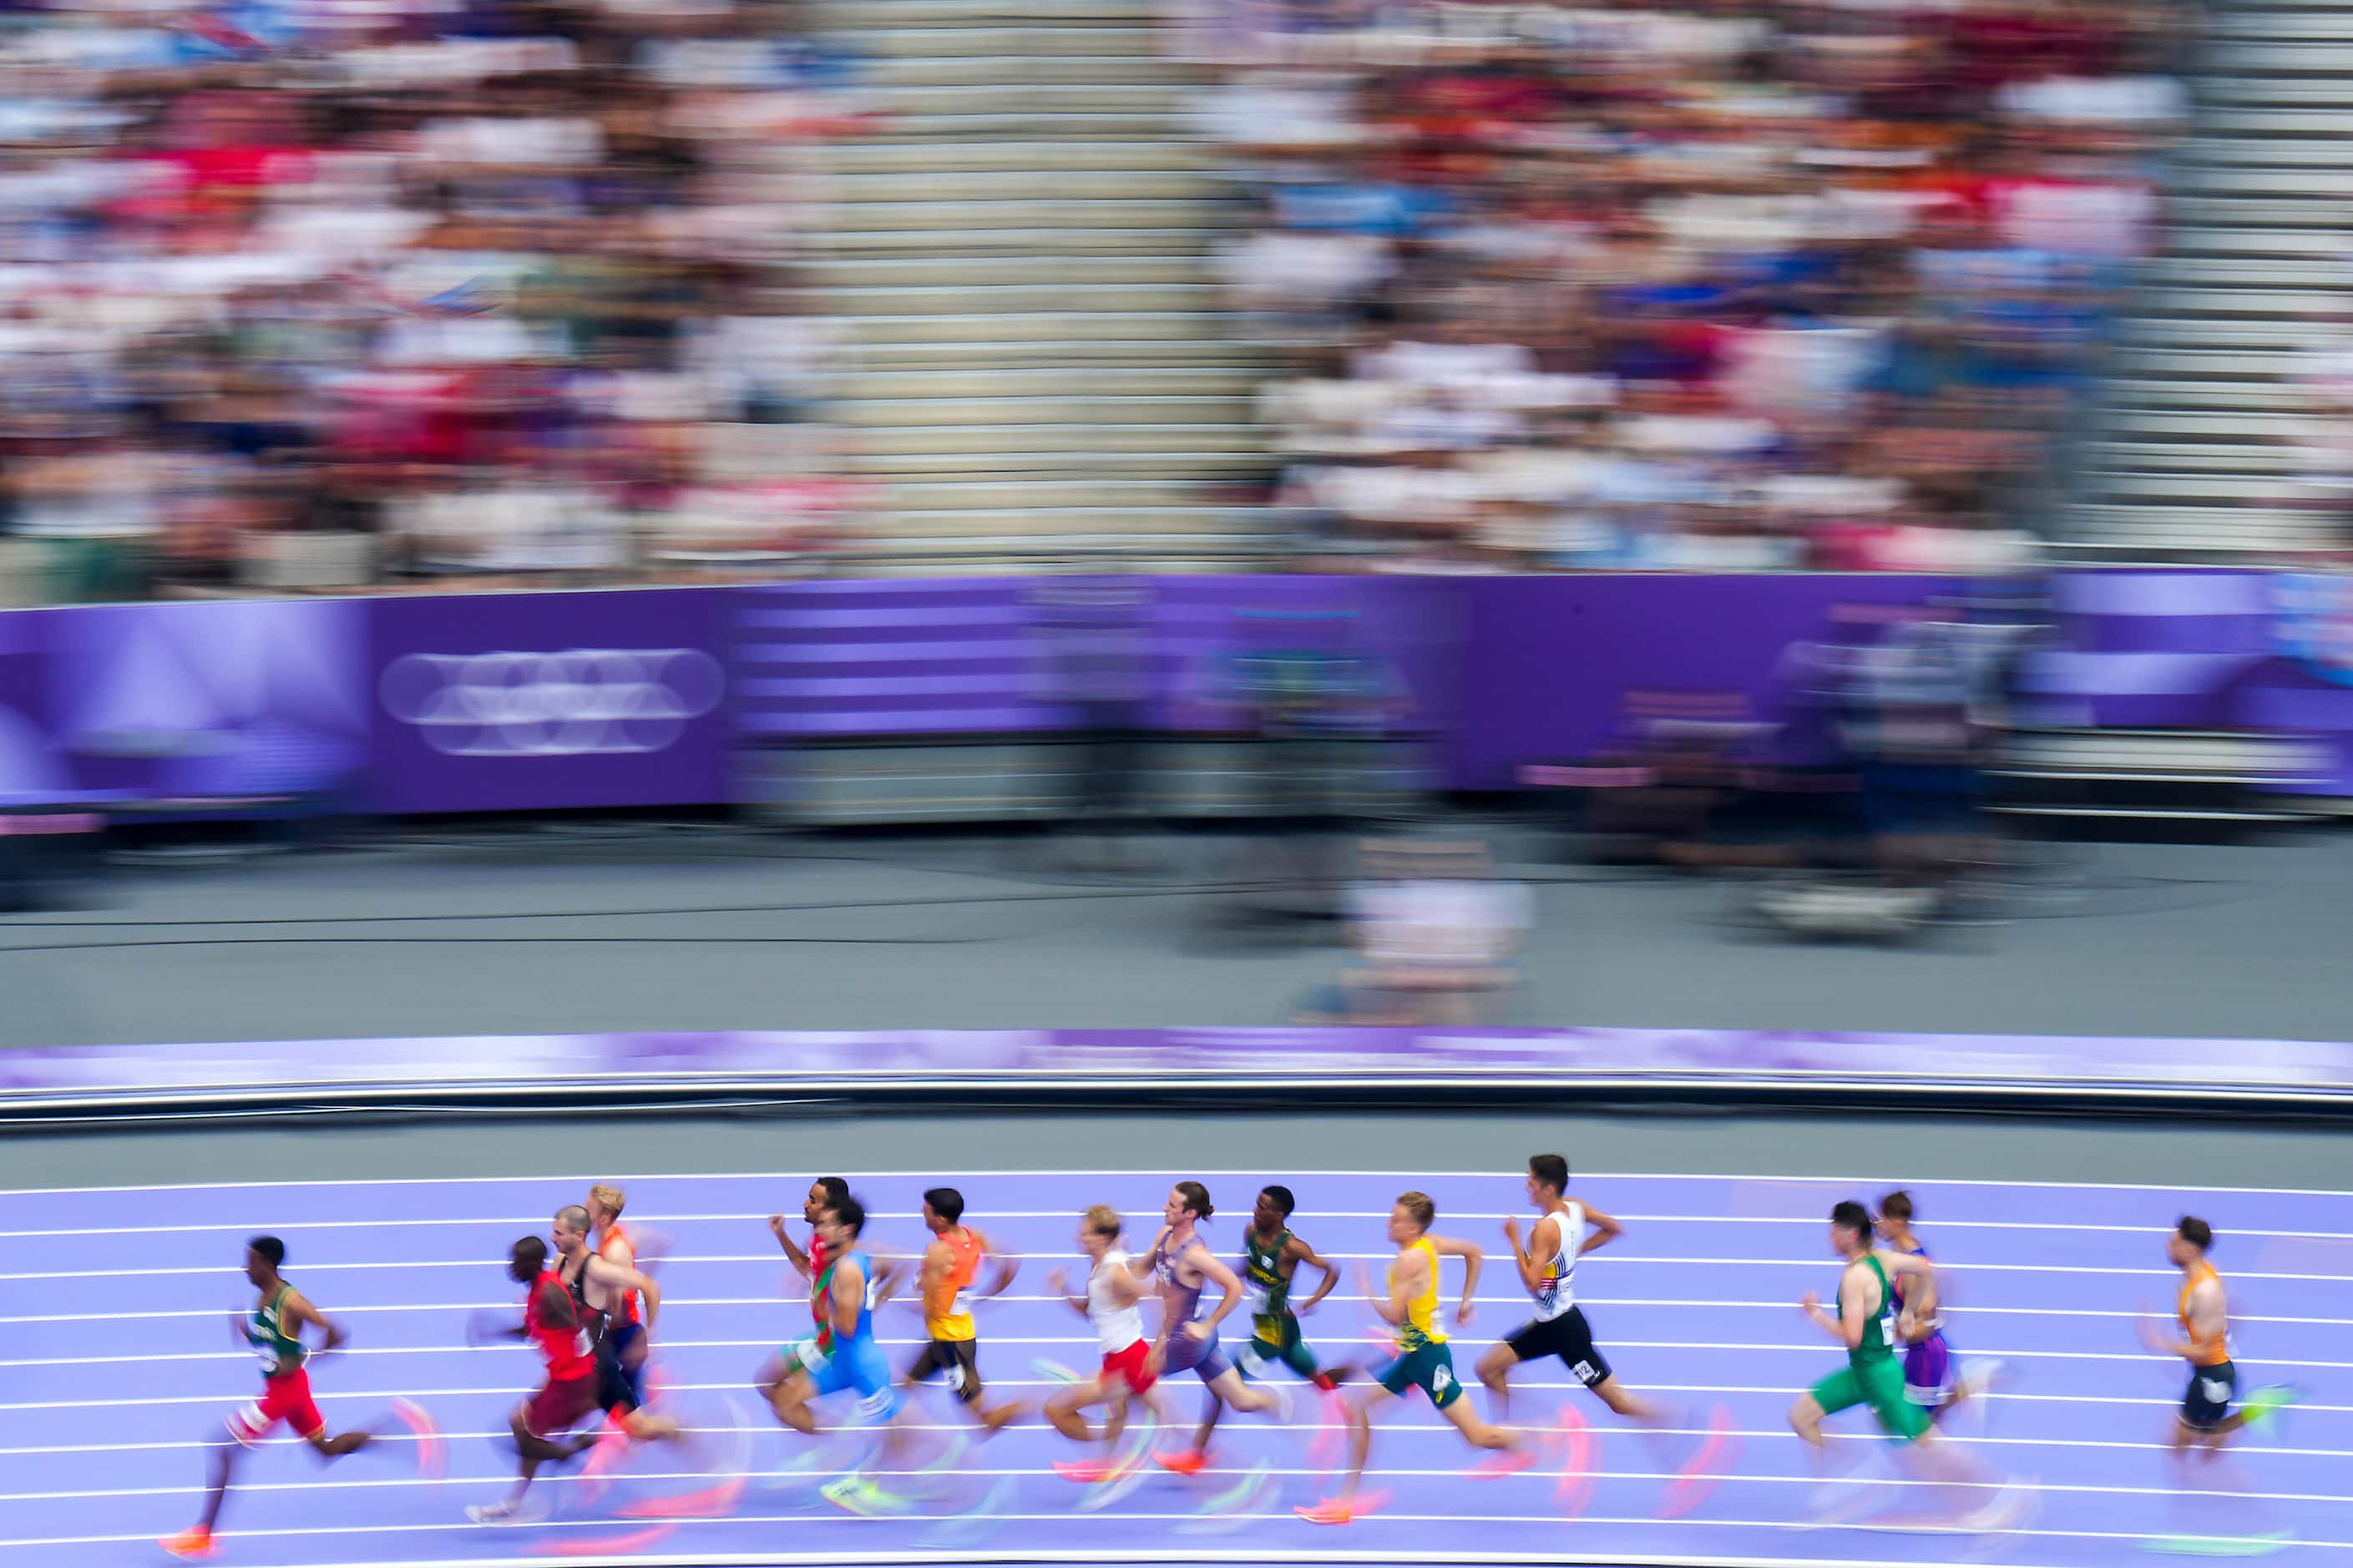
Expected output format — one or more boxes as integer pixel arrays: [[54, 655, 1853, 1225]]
[[1799, 1290, 1822, 1317], [464, 1309, 503, 1348], [1045, 1267, 1069, 1294], [1455, 1302, 1475, 1328], [1182, 1319, 1210, 1342], [1142, 1346, 1164, 1379], [1502, 1216, 1522, 1249], [768, 1216, 787, 1239]]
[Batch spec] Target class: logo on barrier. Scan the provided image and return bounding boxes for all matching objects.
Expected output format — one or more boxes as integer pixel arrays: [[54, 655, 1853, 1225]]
[[378, 648, 723, 758]]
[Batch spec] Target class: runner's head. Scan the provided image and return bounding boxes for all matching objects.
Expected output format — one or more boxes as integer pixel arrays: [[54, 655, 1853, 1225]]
[[1254, 1185, 1295, 1233], [817, 1196, 865, 1252], [1078, 1203, 1121, 1259], [922, 1187, 964, 1233], [245, 1235, 286, 1287], [2169, 1215, 2214, 1267], [509, 1234, 549, 1283], [1874, 1190, 1915, 1244], [805, 1176, 849, 1225], [1390, 1191, 1436, 1242], [551, 1204, 591, 1259], [1829, 1200, 1873, 1257], [1166, 1181, 1213, 1231], [1527, 1153, 1568, 1205], [587, 1183, 625, 1230]]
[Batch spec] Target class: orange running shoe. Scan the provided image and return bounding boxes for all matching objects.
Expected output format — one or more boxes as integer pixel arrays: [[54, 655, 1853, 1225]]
[[1152, 1449, 1209, 1476], [1296, 1496, 1358, 1525], [393, 1399, 445, 1482], [1053, 1458, 1113, 1483], [159, 1526, 216, 1560]]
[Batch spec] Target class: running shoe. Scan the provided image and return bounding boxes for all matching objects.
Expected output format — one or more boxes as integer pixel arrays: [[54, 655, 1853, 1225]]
[[1294, 1489, 1389, 1525], [1961, 1479, 2036, 1535], [2143, 1530, 2296, 1557], [1659, 1404, 1738, 1520], [1054, 1457, 1114, 1483], [392, 1399, 445, 1482], [158, 1526, 216, 1560], [1152, 1448, 1210, 1476], [466, 1499, 549, 1525], [822, 1477, 911, 1517], [2240, 1386, 2300, 1436]]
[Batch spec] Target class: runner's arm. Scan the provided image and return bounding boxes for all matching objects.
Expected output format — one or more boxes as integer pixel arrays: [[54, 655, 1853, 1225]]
[[1503, 1214, 1558, 1293], [1430, 1234, 1483, 1323], [1368, 1252, 1424, 1327], [971, 1229, 1019, 1297], [769, 1215, 810, 1274], [1043, 1267, 1086, 1317], [586, 1255, 662, 1339], [283, 1290, 348, 1355], [1575, 1202, 1625, 1256], [830, 1258, 865, 1339], [537, 1277, 579, 1331], [1288, 1236, 1342, 1311], [1193, 1248, 1245, 1336], [1801, 1267, 1867, 1348]]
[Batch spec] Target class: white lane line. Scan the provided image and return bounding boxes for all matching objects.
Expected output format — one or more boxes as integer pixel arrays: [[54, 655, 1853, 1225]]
[[5, 1381, 2350, 1416], [9, 1338, 2350, 1372], [11, 1298, 2351, 1328], [18, 1290, 2353, 1328], [11, 1255, 2345, 1282], [3, 1428, 2350, 1461], [6, 1467, 2353, 1509], [8, 1212, 2353, 1241], [3, 1169, 2349, 1197], [3, 1510, 2352, 1558]]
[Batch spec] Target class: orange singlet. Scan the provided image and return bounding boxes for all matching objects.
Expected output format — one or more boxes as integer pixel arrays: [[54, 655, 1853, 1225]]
[[2178, 1261, 2230, 1367], [599, 1222, 641, 1326]]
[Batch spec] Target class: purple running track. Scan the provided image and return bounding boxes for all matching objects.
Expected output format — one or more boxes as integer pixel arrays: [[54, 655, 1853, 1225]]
[[0, 1169, 2345, 1567]]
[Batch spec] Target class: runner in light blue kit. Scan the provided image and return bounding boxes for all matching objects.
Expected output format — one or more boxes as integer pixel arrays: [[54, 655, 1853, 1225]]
[[769, 1196, 901, 1437]]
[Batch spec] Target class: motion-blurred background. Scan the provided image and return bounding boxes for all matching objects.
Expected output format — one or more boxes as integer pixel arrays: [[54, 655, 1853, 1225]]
[[0, 0, 2349, 1045]]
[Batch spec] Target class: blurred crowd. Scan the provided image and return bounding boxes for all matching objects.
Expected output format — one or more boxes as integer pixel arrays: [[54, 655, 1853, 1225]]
[[0, 0, 872, 600], [1198, 0, 2189, 572]]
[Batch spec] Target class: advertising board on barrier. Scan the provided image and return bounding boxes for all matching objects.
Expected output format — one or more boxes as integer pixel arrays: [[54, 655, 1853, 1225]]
[[3, 1025, 2348, 1112], [366, 588, 729, 814]]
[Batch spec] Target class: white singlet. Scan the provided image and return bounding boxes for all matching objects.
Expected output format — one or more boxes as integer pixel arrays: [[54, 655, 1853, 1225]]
[[1530, 1200, 1584, 1323], [1089, 1247, 1144, 1352]]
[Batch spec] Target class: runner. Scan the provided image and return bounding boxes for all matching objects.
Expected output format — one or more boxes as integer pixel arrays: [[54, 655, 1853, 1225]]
[[1166, 1182, 1337, 1472], [466, 1235, 605, 1525], [1044, 1203, 1173, 1481], [1789, 1201, 2025, 1530], [763, 1198, 900, 1440], [2138, 1216, 2298, 1513], [552, 1205, 681, 1448], [1140, 1181, 1288, 1474], [1297, 1191, 1529, 1525], [1477, 1153, 1734, 1514], [1874, 1191, 1996, 1424], [900, 1186, 1027, 1432], [822, 1187, 1028, 1516], [160, 1237, 439, 1560], [585, 1185, 655, 1414], [770, 1176, 849, 1282]]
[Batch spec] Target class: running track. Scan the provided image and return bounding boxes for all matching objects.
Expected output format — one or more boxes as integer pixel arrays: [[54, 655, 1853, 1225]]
[[2, 1169, 2346, 1568]]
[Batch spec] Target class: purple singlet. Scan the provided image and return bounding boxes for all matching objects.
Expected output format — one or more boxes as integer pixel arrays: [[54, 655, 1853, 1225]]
[[1153, 1235, 1232, 1382]]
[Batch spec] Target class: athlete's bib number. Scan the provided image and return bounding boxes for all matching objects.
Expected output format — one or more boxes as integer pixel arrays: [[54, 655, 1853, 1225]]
[[2199, 1376, 2232, 1404], [1431, 1363, 1456, 1394], [1243, 1282, 1272, 1316]]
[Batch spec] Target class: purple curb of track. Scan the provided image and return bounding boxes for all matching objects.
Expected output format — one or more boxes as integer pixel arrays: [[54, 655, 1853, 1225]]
[[0, 1171, 2343, 1567]]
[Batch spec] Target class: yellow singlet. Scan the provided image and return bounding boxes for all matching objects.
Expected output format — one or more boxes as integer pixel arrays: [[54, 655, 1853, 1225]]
[[1393, 1237, 1445, 1351]]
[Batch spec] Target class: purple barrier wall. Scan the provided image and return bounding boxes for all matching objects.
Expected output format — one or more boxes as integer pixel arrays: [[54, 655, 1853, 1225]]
[[1445, 574, 1969, 791], [367, 588, 729, 814], [3, 1025, 2347, 1108]]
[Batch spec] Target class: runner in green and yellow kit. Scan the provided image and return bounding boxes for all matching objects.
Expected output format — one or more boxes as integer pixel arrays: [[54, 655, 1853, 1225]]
[[1790, 1201, 2027, 1532], [1163, 1184, 1349, 1474]]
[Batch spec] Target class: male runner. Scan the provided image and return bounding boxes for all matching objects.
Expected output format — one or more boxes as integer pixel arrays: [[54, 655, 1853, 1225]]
[[1166, 1182, 1338, 1473], [1141, 1181, 1289, 1474], [1298, 1191, 1528, 1525], [770, 1176, 849, 1281], [162, 1237, 439, 1560], [2140, 1216, 2296, 1457], [822, 1187, 1029, 1516], [585, 1186, 653, 1407], [1045, 1204, 1173, 1480], [552, 1204, 681, 1447], [764, 1198, 901, 1439], [1789, 1201, 2023, 1530], [901, 1186, 1026, 1431], [468, 1235, 605, 1524], [1874, 1191, 1996, 1423], [1477, 1154, 1732, 1513]]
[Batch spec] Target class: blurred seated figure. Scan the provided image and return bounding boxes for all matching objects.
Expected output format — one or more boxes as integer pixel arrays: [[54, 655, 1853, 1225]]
[[1298, 838, 1530, 1025]]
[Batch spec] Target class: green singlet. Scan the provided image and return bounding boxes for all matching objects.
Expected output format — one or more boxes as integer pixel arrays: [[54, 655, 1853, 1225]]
[[1807, 1252, 1930, 1443], [247, 1282, 306, 1377]]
